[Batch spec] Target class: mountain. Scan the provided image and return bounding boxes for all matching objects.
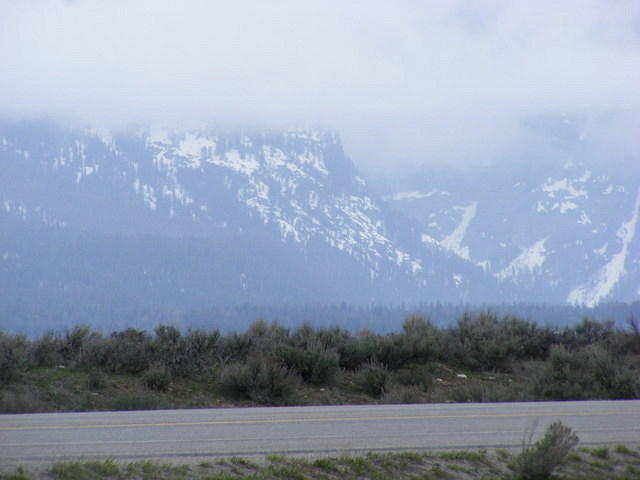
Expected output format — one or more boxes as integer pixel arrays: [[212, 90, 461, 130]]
[[2, 118, 637, 329], [386, 116, 640, 306], [1, 121, 500, 326]]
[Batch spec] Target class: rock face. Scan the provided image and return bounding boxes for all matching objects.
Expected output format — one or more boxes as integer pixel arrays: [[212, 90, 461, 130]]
[[1, 120, 637, 316]]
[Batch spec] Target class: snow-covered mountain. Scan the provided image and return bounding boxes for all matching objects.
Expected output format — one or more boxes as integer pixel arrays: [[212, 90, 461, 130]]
[[1, 121, 499, 316], [387, 156, 640, 306], [2, 119, 637, 317]]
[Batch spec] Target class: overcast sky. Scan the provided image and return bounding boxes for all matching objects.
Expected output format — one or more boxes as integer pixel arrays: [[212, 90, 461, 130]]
[[1, 0, 639, 178]]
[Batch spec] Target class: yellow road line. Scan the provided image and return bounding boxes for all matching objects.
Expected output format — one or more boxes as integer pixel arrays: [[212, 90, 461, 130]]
[[1, 410, 638, 432]]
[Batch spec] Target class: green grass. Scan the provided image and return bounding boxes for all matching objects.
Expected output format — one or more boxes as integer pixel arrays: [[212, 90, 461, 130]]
[[591, 446, 610, 459], [2, 445, 638, 480], [615, 445, 639, 457]]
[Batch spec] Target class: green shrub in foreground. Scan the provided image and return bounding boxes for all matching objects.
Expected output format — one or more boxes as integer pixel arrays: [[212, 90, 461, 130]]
[[511, 421, 579, 480]]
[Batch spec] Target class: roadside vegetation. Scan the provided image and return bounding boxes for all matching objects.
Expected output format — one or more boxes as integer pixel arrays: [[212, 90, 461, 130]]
[[1, 428, 640, 480], [1, 313, 639, 412]]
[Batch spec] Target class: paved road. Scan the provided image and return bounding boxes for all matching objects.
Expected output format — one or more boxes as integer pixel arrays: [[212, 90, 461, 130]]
[[1, 401, 639, 466]]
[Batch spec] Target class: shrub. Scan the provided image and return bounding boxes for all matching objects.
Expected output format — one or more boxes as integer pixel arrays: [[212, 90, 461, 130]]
[[0, 333, 28, 384], [0, 389, 39, 413], [590, 446, 609, 459], [142, 368, 171, 392], [338, 330, 393, 370], [511, 421, 579, 480], [153, 325, 181, 367], [218, 355, 299, 405], [151, 327, 221, 379], [337, 334, 371, 371], [567, 318, 614, 347], [180, 328, 221, 375], [87, 369, 106, 390], [220, 332, 254, 363], [60, 325, 101, 366], [245, 320, 289, 353], [443, 312, 553, 372], [30, 331, 61, 367], [393, 363, 435, 391], [101, 329, 152, 374], [51, 460, 119, 480], [532, 344, 639, 400], [354, 359, 389, 398], [397, 315, 441, 365], [276, 343, 340, 386]]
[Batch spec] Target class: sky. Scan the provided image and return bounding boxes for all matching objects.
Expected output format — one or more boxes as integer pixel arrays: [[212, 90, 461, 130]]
[[1, 0, 639, 179]]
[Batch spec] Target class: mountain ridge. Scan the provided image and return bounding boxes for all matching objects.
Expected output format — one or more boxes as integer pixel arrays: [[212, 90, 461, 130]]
[[1, 120, 637, 315]]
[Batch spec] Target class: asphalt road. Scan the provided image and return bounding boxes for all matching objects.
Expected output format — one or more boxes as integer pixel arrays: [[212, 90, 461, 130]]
[[1, 400, 639, 466]]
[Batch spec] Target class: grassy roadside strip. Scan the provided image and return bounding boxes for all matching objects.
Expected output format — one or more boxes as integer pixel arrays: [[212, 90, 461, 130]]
[[1, 445, 639, 480]]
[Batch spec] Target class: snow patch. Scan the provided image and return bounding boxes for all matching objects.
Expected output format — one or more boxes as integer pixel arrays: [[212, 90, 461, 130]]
[[208, 149, 259, 176], [147, 128, 171, 146], [392, 190, 450, 201], [578, 211, 591, 225], [263, 146, 286, 169], [392, 191, 435, 201], [285, 128, 322, 142], [89, 127, 117, 153], [177, 133, 215, 167], [497, 237, 549, 280], [578, 170, 592, 183], [3, 200, 27, 220], [542, 177, 587, 199], [308, 191, 319, 210], [568, 188, 640, 306], [602, 184, 624, 195], [162, 184, 194, 208], [421, 233, 439, 245], [141, 184, 157, 210], [440, 201, 477, 260], [476, 260, 491, 272], [298, 152, 329, 175], [276, 218, 301, 242], [553, 201, 577, 213], [594, 243, 608, 256]]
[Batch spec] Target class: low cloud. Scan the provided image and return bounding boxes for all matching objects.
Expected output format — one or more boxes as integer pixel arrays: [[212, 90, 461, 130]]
[[1, 0, 639, 176]]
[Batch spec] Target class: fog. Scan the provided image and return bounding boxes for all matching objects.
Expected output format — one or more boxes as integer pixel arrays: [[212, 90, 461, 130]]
[[1, 0, 639, 178]]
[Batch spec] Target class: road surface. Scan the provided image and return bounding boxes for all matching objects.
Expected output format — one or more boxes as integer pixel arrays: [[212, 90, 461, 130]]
[[1, 400, 639, 466]]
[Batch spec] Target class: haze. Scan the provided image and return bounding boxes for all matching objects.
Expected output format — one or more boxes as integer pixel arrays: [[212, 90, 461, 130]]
[[1, 0, 639, 179]]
